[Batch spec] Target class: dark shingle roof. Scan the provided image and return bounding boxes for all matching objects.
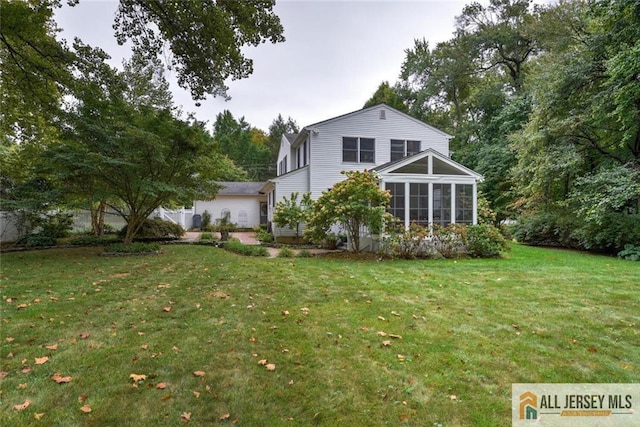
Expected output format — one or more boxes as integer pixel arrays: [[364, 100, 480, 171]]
[[216, 182, 265, 195], [284, 133, 299, 143]]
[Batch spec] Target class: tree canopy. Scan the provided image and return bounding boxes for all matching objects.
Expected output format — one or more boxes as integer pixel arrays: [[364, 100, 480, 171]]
[[365, 0, 639, 253]]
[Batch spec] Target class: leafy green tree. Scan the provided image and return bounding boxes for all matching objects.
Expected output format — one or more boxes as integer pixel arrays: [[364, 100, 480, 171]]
[[51, 47, 245, 244], [212, 111, 271, 181], [273, 192, 313, 241], [455, 0, 539, 92], [363, 81, 407, 112], [113, 0, 284, 101], [509, 0, 640, 252], [305, 171, 391, 253], [267, 114, 299, 174]]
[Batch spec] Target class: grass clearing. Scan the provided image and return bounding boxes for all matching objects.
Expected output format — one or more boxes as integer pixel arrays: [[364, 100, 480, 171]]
[[1, 244, 638, 425]]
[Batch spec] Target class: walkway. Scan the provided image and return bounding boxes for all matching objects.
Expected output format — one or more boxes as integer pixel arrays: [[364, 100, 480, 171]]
[[181, 231, 333, 258]]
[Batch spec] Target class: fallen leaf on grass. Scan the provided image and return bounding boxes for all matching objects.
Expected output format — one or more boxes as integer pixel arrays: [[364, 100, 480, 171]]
[[588, 347, 598, 353], [400, 413, 409, 422], [391, 311, 400, 317], [300, 307, 310, 315], [34, 413, 45, 420], [377, 331, 387, 336], [17, 303, 28, 309], [78, 394, 88, 402], [377, 316, 386, 321], [195, 303, 201, 309], [156, 382, 168, 389], [45, 344, 58, 350], [163, 306, 172, 312], [80, 405, 92, 413], [382, 340, 392, 347], [181, 412, 191, 421], [13, 400, 31, 410], [79, 333, 90, 339], [0, 371, 9, 379], [51, 373, 72, 383], [397, 354, 406, 361], [266, 364, 276, 371], [35, 356, 49, 365], [257, 359, 268, 366], [21, 367, 32, 374], [193, 371, 206, 377], [219, 413, 230, 420], [193, 391, 200, 398], [450, 394, 457, 401], [281, 310, 289, 316], [129, 374, 146, 382], [6, 337, 14, 342], [18, 383, 27, 389], [389, 334, 403, 340]]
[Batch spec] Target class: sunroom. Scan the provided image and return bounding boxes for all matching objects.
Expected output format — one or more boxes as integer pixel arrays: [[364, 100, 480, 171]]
[[374, 149, 484, 228]]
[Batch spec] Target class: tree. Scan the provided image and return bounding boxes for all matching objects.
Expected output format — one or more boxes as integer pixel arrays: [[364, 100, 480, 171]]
[[509, 0, 640, 252], [267, 114, 299, 175], [305, 171, 391, 253], [273, 192, 313, 241], [51, 47, 246, 244], [212, 111, 272, 181], [363, 81, 407, 112], [113, 0, 285, 101], [455, 0, 539, 92]]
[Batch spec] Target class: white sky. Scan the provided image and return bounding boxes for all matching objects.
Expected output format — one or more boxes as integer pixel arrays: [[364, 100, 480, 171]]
[[54, 0, 483, 131]]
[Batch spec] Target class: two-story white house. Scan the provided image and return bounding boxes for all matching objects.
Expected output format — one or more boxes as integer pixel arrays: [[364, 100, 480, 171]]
[[262, 103, 483, 238]]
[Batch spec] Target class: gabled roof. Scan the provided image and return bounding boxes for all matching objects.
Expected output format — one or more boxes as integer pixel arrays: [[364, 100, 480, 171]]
[[284, 133, 298, 144], [305, 103, 453, 139], [288, 103, 452, 148], [216, 182, 266, 196], [373, 148, 483, 180]]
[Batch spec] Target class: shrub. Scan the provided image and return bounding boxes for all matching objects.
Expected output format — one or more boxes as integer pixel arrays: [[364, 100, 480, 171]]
[[25, 234, 57, 247], [199, 232, 215, 241], [380, 223, 440, 259], [512, 211, 577, 248], [68, 234, 120, 246], [277, 247, 295, 258], [618, 244, 640, 261], [119, 217, 184, 240], [223, 239, 269, 257], [297, 249, 312, 258], [466, 224, 509, 258], [256, 230, 274, 243], [432, 224, 467, 258], [201, 210, 212, 229], [104, 242, 161, 254], [36, 212, 74, 238]]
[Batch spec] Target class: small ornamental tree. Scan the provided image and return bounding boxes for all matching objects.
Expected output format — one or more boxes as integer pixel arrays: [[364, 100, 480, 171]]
[[273, 192, 313, 241], [305, 170, 391, 253]]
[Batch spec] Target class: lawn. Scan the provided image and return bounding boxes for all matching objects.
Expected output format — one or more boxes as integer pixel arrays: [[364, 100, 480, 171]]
[[1, 244, 638, 426]]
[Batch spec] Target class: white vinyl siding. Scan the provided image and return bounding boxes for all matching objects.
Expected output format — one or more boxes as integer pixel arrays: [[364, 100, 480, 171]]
[[195, 196, 264, 228], [309, 105, 450, 198]]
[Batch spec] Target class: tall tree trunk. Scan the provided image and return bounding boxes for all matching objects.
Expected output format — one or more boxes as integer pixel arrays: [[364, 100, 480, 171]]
[[90, 200, 106, 236]]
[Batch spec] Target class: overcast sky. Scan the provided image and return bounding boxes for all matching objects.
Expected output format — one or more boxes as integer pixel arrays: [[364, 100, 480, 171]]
[[55, 0, 484, 131]]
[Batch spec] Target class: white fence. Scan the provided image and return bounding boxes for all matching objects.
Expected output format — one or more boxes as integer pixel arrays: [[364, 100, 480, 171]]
[[0, 207, 194, 243]]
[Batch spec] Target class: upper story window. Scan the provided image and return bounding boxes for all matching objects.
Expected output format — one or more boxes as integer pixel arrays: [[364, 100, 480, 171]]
[[390, 139, 421, 162], [278, 155, 287, 175], [297, 140, 308, 169], [343, 137, 375, 163]]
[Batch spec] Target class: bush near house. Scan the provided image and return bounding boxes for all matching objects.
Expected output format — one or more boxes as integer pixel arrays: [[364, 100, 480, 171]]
[[119, 217, 184, 241], [381, 223, 508, 259]]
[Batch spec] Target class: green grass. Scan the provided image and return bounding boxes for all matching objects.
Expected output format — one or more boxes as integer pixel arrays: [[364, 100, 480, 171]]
[[1, 244, 638, 425]]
